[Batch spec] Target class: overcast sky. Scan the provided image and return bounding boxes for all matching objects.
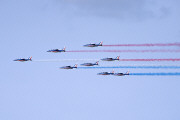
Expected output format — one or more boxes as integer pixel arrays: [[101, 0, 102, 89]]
[[0, 0, 180, 120]]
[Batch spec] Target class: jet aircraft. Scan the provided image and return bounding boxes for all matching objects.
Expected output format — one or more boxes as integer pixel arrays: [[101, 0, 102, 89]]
[[84, 41, 103, 47], [97, 70, 114, 75], [81, 61, 99, 66], [60, 64, 77, 69], [47, 47, 66, 53], [101, 56, 120, 61], [14, 57, 32, 62], [114, 71, 130, 76]]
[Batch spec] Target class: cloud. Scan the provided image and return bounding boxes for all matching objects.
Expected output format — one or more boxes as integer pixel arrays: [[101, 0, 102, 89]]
[[58, 0, 172, 20]]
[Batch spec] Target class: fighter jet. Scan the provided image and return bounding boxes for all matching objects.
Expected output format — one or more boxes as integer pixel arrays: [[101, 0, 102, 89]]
[[14, 57, 32, 62], [97, 70, 114, 75], [60, 64, 77, 69], [114, 71, 130, 76], [81, 61, 99, 66], [47, 47, 66, 53], [101, 56, 120, 61], [84, 41, 103, 47]]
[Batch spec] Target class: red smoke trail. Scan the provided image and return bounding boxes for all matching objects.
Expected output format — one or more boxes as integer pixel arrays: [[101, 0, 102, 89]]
[[103, 43, 180, 47], [67, 50, 180, 52], [119, 59, 180, 61]]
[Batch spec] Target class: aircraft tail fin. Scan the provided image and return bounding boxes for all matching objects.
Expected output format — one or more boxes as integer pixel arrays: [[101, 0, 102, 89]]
[[116, 56, 120, 60], [74, 64, 78, 68], [96, 61, 99, 65], [29, 56, 32, 61], [63, 47, 66, 51], [99, 41, 103, 46], [126, 70, 130, 75], [111, 70, 115, 74]]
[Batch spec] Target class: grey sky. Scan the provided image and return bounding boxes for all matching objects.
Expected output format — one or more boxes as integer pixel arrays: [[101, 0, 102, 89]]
[[0, 0, 180, 120], [56, 0, 178, 20]]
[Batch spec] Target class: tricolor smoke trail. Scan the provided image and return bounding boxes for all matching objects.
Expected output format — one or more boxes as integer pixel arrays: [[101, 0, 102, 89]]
[[129, 73, 180, 76], [103, 43, 180, 47], [77, 66, 180, 69], [67, 50, 180, 53]]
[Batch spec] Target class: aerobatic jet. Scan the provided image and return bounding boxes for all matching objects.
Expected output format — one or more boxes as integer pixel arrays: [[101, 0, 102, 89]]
[[101, 56, 120, 61], [97, 70, 114, 75], [14, 57, 32, 62], [84, 41, 103, 47], [81, 61, 99, 66], [114, 71, 130, 76], [47, 47, 66, 53], [60, 64, 77, 69]]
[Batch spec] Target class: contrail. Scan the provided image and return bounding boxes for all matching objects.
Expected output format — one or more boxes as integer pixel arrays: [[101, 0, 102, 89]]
[[77, 66, 180, 69], [32, 59, 99, 62], [103, 43, 180, 47], [129, 72, 180, 76], [67, 50, 180, 53], [119, 59, 180, 61]]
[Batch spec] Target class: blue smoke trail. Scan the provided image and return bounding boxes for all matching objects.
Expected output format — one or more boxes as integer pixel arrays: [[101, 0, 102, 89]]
[[129, 73, 180, 76], [78, 66, 180, 69]]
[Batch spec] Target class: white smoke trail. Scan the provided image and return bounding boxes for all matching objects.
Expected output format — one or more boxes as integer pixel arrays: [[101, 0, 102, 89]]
[[33, 59, 100, 62]]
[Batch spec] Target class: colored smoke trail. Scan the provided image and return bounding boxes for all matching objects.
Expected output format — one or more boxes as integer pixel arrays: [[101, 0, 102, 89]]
[[119, 58, 180, 62], [67, 50, 180, 53], [103, 43, 180, 47], [77, 66, 180, 69], [119, 59, 180, 61], [129, 73, 180, 76]]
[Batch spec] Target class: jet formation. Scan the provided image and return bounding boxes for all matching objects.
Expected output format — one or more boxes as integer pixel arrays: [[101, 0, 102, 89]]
[[14, 42, 130, 76]]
